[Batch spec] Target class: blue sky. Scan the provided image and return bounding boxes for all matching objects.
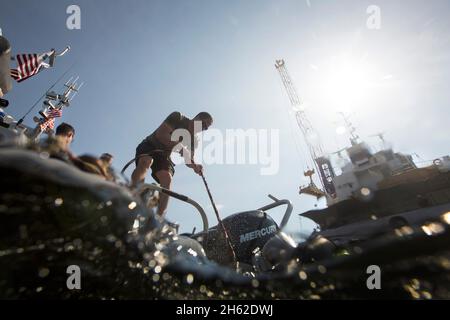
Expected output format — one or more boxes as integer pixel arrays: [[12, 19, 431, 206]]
[[1, 0, 449, 236]]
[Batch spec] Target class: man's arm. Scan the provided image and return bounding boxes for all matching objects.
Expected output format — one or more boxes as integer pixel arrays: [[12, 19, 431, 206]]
[[179, 145, 202, 175], [155, 111, 203, 175], [155, 122, 179, 149]]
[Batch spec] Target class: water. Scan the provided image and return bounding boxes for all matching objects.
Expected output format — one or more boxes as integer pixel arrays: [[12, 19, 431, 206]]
[[1, 148, 450, 299]]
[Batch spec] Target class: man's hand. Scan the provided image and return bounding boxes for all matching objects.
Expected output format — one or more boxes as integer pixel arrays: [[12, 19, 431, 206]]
[[182, 146, 202, 175], [188, 163, 203, 175]]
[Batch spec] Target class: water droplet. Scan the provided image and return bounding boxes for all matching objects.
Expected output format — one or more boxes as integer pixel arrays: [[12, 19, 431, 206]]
[[421, 222, 445, 236], [299, 271, 308, 280], [162, 273, 171, 281], [353, 246, 363, 254], [128, 201, 137, 210], [251, 279, 259, 288], [186, 274, 194, 285], [39, 152, 49, 159], [38, 268, 50, 278], [395, 226, 414, 237], [64, 244, 75, 252], [441, 212, 450, 225], [152, 274, 160, 282], [360, 187, 371, 197], [411, 290, 420, 299], [187, 248, 198, 257]]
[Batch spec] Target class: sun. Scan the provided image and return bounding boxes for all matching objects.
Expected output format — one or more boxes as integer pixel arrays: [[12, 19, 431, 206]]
[[309, 54, 380, 112], [325, 57, 373, 103]]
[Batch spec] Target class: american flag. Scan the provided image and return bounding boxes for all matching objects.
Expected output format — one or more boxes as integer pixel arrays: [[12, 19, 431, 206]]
[[39, 118, 55, 132], [46, 108, 62, 119], [10, 52, 52, 83], [39, 108, 62, 132]]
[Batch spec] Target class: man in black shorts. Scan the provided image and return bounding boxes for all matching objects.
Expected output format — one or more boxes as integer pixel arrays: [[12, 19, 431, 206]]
[[131, 111, 213, 217]]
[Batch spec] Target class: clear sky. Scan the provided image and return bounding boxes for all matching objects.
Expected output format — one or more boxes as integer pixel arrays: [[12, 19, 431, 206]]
[[1, 0, 449, 237]]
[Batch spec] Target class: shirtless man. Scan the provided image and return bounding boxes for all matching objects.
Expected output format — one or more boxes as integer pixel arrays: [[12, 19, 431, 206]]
[[131, 111, 213, 216]]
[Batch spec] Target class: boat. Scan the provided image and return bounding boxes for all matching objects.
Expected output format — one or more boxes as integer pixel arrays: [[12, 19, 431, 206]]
[[299, 132, 450, 246]]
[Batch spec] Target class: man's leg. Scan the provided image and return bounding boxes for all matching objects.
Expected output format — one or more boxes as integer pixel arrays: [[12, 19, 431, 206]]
[[131, 155, 153, 187], [154, 170, 172, 217]]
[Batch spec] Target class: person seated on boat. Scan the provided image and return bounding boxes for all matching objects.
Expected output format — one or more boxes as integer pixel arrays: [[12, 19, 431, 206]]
[[75, 154, 110, 180], [100, 153, 113, 166], [130, 111, 213, 217], [100, 152, 116, 181], [55, 122, 75, 151], [45, 123, 112, 180], [50, 122, 78, 163]]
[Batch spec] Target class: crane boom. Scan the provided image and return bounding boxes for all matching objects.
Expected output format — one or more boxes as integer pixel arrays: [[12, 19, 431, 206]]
[[275, 59, 336, 198]]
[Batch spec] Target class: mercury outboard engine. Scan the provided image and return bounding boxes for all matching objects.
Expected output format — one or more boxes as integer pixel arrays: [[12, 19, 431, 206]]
[[191, 195, 294, 266], [192, 210, 279, 266], [134, 184, 295, 269]]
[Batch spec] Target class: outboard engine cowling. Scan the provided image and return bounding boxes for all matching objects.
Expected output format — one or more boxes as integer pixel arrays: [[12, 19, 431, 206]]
[[161, 235, 209, 265], [191, 210, 279, 265]]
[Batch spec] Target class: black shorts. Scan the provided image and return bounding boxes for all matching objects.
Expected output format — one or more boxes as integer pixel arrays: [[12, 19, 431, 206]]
[[135, 141, 175, 183]]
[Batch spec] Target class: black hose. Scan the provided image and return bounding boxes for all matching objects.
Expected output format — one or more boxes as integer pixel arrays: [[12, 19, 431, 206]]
[[120, 150, 167, 175]]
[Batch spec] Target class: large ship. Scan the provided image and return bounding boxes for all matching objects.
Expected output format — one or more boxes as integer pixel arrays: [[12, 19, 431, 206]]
[[301, 134, 450, 234], [275, 59, 450, 244]]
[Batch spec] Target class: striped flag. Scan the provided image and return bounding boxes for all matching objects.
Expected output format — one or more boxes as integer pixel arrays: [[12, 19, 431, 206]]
[[37, 108, 62, 133], [46, 108, 62, 119], [39, 118, 55, 132], [10, 52, 52, 82]]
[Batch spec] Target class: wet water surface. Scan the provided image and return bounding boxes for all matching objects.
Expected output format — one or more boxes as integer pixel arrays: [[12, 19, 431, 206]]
[[1, 149, 450, 299]]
